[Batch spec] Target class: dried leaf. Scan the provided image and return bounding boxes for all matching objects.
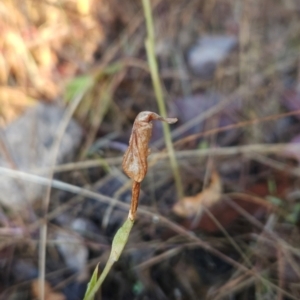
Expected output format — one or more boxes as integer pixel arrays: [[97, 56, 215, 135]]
[[2, 30, 28, 85], [77, 0, 92, 15], [173, 171, 222, 218], [34, 77, 60, 100], [122, 111, 177, 182], [31, 44, 55, 71], [0, 53, 8, 84], [5, 51, 27, 85], [3, 30, 27, 56], [0, 87, 36, 125], [45, 293, 66, 300], [31, 280, 66, 300]]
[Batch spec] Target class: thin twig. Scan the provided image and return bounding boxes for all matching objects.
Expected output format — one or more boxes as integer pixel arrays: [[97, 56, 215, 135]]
[[173, 109, 300, 147], [34, 143, 300, 174], [0, 166, 297, 299], [38, 91, 85, 300]]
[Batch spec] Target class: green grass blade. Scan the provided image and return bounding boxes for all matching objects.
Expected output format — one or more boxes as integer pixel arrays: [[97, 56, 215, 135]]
[[83, 264, 99, 300], [84, 219, 134, 300], [109, 218, 134, 261], [64, 75, 94, 103], [142, 0, 183, 199]]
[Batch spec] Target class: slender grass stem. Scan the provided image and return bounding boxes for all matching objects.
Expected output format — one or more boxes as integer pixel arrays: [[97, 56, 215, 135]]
[[84, 218, 134, 300], [84, 260, 113, 300], [142, 0, 183, 199]]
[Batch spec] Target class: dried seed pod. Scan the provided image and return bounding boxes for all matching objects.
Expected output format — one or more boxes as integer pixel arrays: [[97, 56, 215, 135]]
[[122, 111, 177, 182]]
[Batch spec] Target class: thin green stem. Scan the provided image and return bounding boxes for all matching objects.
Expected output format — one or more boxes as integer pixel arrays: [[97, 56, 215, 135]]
[[84, 260, 114, 300], [142, 0, 183, 199], [142, 0, 155, 43], [83, 218, 134, 300]]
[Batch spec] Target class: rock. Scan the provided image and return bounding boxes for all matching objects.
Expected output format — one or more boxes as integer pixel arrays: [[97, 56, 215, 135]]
[[187, 35, 237, 78], [0, 103, 83, 209], [55, 229, 88, 278]]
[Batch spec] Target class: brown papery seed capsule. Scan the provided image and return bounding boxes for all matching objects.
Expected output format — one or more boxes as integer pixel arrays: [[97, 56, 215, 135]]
[[122, 111, 177, 182]]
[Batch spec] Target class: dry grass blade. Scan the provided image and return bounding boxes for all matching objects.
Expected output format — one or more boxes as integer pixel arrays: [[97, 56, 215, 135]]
[[38, 91, 85, 300], [34, 143, 300, 175], [0, 166, 297, 299], [1, 1, 300, 298]]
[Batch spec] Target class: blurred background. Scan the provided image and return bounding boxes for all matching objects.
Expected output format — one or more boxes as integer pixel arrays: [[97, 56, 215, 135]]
[[1, 0, 300, 299]]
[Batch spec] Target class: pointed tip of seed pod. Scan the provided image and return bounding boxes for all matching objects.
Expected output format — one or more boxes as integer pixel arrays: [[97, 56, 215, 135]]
[[165, 117, 178, 124], [135, 111, 178, 124]]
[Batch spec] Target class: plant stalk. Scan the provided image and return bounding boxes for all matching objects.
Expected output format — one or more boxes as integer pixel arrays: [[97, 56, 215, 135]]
[[128, 181, 141, 221], [142, 0, 183, 199]]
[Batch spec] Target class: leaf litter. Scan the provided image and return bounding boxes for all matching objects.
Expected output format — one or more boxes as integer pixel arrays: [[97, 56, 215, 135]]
[[173, 170, 222, 219]]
